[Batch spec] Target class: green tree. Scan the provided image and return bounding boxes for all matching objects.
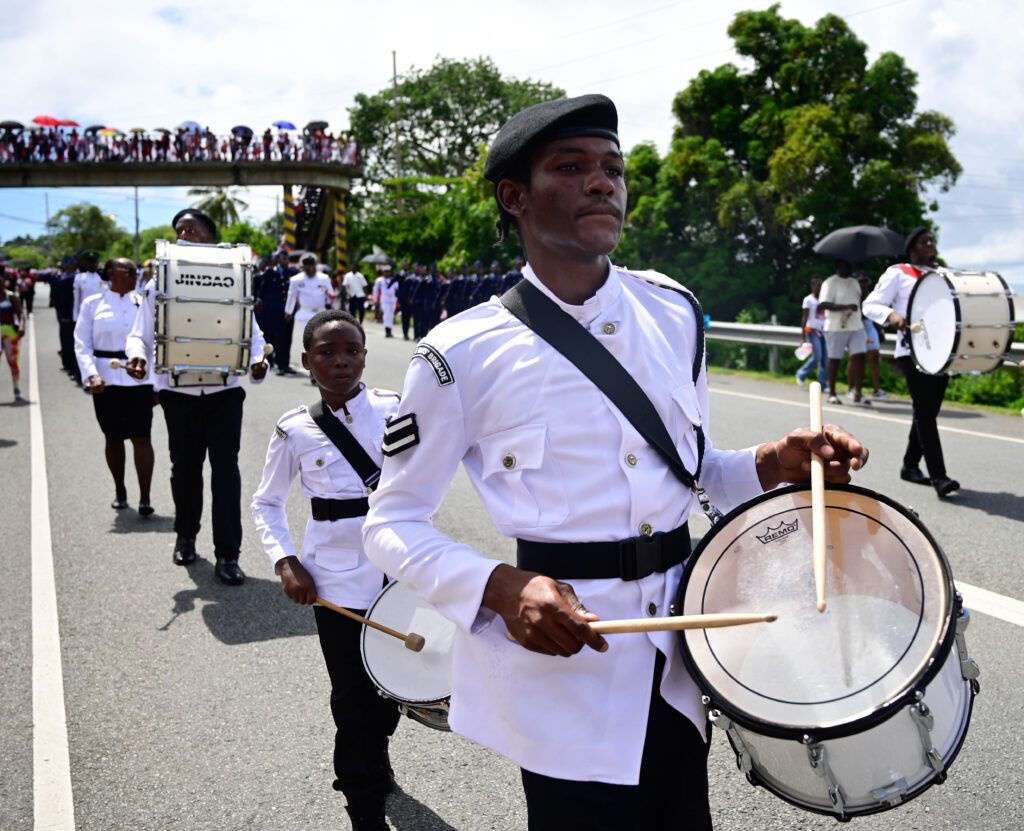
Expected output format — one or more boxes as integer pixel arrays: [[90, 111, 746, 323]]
[[45, 203, 124, 260], [106, 225, 177, 262], [616, 5, 961, 322], [221, 221, 276, 257], [185, 186, 250, 228], [0, 245, 47, 269]]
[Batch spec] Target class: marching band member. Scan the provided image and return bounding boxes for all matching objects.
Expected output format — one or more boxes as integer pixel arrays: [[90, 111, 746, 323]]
[[285, 252, 335, 378], [251, 309, 401, 831], [72, 250, 105, 324], [862, 228, 959, 497], [124, 208, 268, 585], [376, 269, 398, 338], [363, 95, 869, 830], [74, 258, 155, 514]]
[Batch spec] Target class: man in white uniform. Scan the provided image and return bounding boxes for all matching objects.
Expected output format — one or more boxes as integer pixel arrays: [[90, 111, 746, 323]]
[[363, 95, 868, 829], [72, 250, 106, 323], [285, 253, 335, 376], [342, 267, 369, 324]]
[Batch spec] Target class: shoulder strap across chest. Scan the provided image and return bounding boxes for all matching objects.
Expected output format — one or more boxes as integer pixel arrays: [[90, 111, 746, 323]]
[[307, 399, 381, 491]]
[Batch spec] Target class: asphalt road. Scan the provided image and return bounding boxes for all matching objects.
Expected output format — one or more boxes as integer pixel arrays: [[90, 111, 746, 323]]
[[3, 286, 1022, 831]]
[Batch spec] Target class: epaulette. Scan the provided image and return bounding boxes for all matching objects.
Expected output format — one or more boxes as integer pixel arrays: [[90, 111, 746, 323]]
[[273, 405, 308, 439], [372, 388, 401, 400], [619, 267, 698, 303]]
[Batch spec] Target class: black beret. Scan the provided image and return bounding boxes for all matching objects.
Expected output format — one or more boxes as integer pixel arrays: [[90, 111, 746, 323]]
[[483, 94, 619, 183], [172, 208, 218, 240], [904, 226, 930, 257]]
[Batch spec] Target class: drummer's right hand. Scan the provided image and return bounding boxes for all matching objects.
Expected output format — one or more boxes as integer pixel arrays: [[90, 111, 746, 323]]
[[87, 375, 106, 394], [125, 357, 147, 380], [887, 311, 906, 330], [482, 564, 608, 657], [277, 556, 317, 605]]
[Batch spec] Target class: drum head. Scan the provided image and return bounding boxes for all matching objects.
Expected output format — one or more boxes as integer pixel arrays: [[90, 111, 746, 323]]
[[908, 272, 958, 374], [679, 485, 954, 738], [361, 581, 455, 705]]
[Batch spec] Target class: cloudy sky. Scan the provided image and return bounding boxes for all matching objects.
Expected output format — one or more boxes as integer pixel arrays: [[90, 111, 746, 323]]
[[3, 0, 1022, 291]]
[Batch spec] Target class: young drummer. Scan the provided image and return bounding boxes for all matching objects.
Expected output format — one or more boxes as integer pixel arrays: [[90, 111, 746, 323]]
[[250, 309, 401, 831]]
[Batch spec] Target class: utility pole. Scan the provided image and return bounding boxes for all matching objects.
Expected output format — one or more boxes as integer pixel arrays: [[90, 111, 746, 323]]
[[133, 186, 141, 264], [43, 193, 52, 264], [392, 49, 404, 214]]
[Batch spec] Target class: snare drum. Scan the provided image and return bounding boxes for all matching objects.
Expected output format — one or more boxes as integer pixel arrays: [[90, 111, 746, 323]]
[[908, 268, 1016, 375], [154, 239, 255, 386], [361, 581, 456, 731], [677, 484, 979, 820]]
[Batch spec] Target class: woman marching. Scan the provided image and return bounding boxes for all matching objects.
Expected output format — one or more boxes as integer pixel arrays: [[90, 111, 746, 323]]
[[74, 258, 156, 515], [0, 273, 26, 402]]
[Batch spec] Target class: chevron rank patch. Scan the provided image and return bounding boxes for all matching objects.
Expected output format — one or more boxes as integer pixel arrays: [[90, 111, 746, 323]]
[[382, 413, 420, 457], [413, 343, 454, 386], [275, 424, 288, 439]]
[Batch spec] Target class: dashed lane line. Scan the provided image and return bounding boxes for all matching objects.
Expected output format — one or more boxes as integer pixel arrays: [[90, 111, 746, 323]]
[[29, 321, 76, 830], [956, 581, 1024, 628]]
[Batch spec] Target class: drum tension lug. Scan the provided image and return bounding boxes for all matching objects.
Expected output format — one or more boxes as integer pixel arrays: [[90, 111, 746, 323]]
[[910, 698, 946, 774], [710, 710, 754, 778], [806, 742, 847, 819], [955, 608, 982, 684]]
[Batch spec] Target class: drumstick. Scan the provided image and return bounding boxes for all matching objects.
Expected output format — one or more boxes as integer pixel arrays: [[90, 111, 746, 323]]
[[315, 596, 426, 652], [910, 322, 923, 333], [809, 381, 827, 613], [588, 612, 777, 635]]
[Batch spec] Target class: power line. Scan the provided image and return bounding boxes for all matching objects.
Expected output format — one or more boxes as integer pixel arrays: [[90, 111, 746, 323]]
[[0, 211, 45, 226]]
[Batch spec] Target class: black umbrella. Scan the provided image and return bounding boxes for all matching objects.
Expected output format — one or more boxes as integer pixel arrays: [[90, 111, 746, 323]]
[[231, 125, 253, 137], [360, 246, 394, 266], [305, 120, 329, 133], [813, 225, 905, 262], [84, 124, 105, 134], [0, 120, 24, 132]]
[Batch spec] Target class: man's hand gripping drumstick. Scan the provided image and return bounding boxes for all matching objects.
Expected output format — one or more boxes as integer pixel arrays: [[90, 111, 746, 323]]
[[116, 344, 274, 379]]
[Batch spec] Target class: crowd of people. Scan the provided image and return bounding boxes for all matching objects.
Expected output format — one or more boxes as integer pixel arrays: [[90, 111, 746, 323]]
[[0, 123, 359, 165]]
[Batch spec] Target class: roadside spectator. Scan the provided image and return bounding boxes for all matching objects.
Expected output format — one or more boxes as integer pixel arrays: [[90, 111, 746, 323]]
[[819, 260, 870, 406], [795, 276, 827, 388]]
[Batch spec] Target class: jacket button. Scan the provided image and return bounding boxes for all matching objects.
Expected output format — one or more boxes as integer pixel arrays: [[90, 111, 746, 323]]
[[639, 522, 653, 537], [625, 453, 638, 467], [315, 459, 324, 467], [602, 322, 617, 335], [647, 602, 657, 616], [502, 454, 516, 470]]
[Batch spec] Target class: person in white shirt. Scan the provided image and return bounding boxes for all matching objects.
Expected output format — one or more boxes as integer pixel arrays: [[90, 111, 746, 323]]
[[375, 269, 398, 338], [818, 261, 869, 405], [795, 276, 827, 387], [362, 94, 869, 830], [72, 250, 106, 322], [125, 209, 269, 585], [285, 253, 336, 377], [342, 267, 369, 323], [75, 258, 155, 514], [252, 309, 402, 831]]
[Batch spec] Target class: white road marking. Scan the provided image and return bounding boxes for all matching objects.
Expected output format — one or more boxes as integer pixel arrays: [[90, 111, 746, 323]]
[[29, 322, 76, 830], [956, 581, 1024, 628], [710, 387, 1024, 445]]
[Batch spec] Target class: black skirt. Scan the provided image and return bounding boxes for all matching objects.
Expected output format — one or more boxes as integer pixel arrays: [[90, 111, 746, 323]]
[[92, 383, 154, 440]]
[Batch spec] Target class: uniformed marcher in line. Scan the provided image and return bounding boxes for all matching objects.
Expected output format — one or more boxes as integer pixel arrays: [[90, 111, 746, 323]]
[[125, 209, 270, 585], [274, 250, 300, 374], [52, 255, 81, 382], [72, 250, 105, 324], [363, 95, 869, 830], [394, 261, 414, 341], [254, 255, 291, 374], [465, 260, 486, 307], [286, 253, 336, 378], [251, 309, 402, 831], [503, 255, 525, 294]]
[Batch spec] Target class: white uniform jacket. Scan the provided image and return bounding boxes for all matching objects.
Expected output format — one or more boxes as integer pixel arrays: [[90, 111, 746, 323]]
[[363, 263, 764, 785], [286, 273, 335, 317], [251, 386, 400, 609], [862, 263, 929, 360], [125, 278, 266, 396], [74, 288, 153, 386], [72, 271, 105, 320]]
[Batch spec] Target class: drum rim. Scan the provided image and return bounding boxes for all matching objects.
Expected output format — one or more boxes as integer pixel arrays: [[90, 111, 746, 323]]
[[677, 482, 959, 742], [360, 580, 453, 706], [908, 269, 958, 375]]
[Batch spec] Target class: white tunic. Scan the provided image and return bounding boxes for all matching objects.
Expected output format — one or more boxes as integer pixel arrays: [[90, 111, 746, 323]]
[[363, 263, 763, 785], [251, 386, 400, 608], [72, 271, 106, 320], [286, 273, 335, 317], [74, 288, 152, 386], [862, 264, 927, 360]]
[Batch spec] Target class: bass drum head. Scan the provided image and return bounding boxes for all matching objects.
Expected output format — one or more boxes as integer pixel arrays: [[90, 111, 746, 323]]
[[361, 581, 456, 705], [908, 272, 958, 374], [678, 484, 955, 739]]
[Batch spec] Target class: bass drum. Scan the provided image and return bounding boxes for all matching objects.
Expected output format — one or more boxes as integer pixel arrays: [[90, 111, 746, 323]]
[[676, 484, 979, 820]]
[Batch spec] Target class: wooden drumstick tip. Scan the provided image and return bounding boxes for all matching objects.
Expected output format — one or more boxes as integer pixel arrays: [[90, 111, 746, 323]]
[[109, 358, 122, 369], [262, 343, 274, 356], [404, 633, 426, 652], [816, 599, 827, 613], [910, 322, 923, 333]]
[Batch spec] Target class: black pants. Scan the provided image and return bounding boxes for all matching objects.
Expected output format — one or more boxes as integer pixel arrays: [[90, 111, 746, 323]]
[[59, 321, 80, 380], [896, 356, 950, 478], [159, 388, 244, 559], [348, 296, 366, 324], [520, 651, 712, 831], [278, 317, 295, 371], [314, 605, 400, 809], [400, 305, 413, 339]]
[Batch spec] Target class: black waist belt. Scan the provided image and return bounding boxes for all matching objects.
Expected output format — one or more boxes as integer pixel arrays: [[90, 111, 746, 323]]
[[94, 349, 128, 359], [310, 497, 369, 521], [516, 523, 690, 581]]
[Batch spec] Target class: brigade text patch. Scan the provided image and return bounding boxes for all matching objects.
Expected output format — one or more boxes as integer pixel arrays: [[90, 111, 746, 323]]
[[413, 344, 454, 386], [382, 413, 420, 457], [275, 424, 288, 439]]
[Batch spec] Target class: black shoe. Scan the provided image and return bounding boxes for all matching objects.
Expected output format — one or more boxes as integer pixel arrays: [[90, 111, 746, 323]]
[[933, 476, 961, 498], [173, 536, 197, 565], [345, 805, 389, 831], [214, 559, 245, 585], [111, 495, 129, 510], [281, 367, 298, 375], [900, 466, 931, 486], [138, 500, 155, 517]]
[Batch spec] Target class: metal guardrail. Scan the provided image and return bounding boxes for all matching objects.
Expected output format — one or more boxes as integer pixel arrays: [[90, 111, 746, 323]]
[[705, 320, 1024, 360]]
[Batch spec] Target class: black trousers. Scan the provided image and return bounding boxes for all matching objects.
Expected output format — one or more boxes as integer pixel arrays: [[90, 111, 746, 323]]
[[520, 651, 712, 831], [314, 605, 400, 809], [400, 305, 413, 339], [159, 388, 244, 558], [59, 321, 80, 380], [348, 296, 366, 324], [278, 317, 295, 371], [896, 356, 950, 478]]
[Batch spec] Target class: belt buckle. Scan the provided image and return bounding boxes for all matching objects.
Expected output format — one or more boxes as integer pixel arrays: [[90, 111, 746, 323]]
[[620, 533, 662, 582]]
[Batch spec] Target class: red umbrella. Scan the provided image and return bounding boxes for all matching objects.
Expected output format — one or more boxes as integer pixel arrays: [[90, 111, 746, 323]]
[[32, 115, 61, 127], [56, 118, 80, 127]]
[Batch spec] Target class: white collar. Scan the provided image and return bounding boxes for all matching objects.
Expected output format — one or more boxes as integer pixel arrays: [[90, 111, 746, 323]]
[[522, 260, 622, 327]]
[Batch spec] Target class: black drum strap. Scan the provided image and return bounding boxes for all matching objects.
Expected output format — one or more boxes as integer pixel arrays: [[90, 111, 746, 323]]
[[307, 399, 381, 492]]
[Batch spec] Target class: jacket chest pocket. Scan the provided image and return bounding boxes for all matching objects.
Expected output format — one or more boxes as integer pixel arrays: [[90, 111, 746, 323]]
[[477, 423, 569, 530], [297, 445, 360, 492], [670, 382, 703, 473]]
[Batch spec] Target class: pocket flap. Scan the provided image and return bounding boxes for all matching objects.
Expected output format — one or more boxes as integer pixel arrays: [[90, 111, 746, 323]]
[[478, 423, 548, 478], [672, 382, 702, 427], [314, 547, 360, 572], [298, 444, 337, 472]]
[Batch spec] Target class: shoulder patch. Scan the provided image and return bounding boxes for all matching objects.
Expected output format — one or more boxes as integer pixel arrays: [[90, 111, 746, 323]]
[[275, 424, 288, 439], [382, 413, 420, 457], [413, 343, 454, 387]]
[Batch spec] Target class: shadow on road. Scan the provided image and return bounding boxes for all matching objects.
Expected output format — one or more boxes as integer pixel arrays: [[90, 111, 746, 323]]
[[0, 438, 17, 449], [158, 558, 317, 644], [0, 398, 31, 408], [109, 511, 176, 534], [388, 786, 458, 831], [947, 488, 1024, 524]]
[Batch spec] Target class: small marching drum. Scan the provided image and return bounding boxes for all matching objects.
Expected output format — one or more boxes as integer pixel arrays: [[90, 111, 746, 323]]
[[153, 239, 255, 386], [907, 268, 1016, 375], [361, 581, 456, 731], [677, 484, 979, 821]]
